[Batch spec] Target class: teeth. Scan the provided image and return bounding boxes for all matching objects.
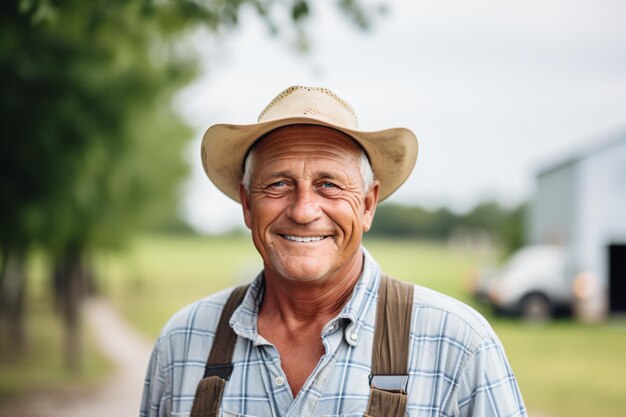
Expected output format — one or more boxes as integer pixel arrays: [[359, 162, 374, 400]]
[[282, 235, 326, 243]]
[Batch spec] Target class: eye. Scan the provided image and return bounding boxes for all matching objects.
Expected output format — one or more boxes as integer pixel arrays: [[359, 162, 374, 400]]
[[263, 180, 293, 196], [317, 181, 343, 196], [267, 180, 287, 189]]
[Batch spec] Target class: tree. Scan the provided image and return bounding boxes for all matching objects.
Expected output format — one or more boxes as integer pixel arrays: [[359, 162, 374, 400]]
[[368, 200, 527, 255], [0, 0, 379, 370]]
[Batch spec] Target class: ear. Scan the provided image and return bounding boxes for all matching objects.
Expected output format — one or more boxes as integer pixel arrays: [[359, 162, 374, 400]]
[[362, 180, 380, 232], [239, 183, 253, 229]]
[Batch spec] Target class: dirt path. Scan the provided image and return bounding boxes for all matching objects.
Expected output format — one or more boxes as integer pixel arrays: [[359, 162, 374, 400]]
[[1, 298, 153, 417]]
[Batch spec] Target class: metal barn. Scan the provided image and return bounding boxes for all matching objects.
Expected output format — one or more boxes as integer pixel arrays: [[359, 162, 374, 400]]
[[529, 131, 626, 320]]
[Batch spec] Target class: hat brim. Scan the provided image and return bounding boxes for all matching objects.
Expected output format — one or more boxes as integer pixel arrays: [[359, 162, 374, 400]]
[[201, 116, 418, 202]]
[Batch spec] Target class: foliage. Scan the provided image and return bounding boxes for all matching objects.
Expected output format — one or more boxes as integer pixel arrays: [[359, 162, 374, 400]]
[[1, 1, 195, 254], [369, 204, 458, 239], [1, 0, 383, 257], [1, 0, 199, 368], [369, 201, 527, 254], [0, 0, 380, 369]]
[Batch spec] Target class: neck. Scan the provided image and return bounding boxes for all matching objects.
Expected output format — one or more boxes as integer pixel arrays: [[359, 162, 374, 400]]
[[260, 252, 363, 323]]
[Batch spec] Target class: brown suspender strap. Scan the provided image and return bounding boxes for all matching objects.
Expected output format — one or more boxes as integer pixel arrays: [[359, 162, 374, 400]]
[[190, 285, 249, 417], [365, 275, 414, 417]]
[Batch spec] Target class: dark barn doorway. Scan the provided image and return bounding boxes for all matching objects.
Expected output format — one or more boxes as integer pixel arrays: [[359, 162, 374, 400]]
[[609, 244, 626, 314]]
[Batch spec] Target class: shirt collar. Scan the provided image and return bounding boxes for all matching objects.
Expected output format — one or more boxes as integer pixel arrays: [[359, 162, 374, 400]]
[[230, 247, 381, 348], [336, 247, 380, 346]]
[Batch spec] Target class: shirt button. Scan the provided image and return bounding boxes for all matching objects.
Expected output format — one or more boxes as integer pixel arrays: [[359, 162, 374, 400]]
[[275, 376, 284, 386], [350, 333, 358, 341]]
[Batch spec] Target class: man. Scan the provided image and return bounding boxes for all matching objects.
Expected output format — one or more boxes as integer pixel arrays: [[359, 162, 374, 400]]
[[141, 86, 527, 417]]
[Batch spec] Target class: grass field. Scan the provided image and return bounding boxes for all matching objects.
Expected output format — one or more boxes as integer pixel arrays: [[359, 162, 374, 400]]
[[74, 234, 626, 416]]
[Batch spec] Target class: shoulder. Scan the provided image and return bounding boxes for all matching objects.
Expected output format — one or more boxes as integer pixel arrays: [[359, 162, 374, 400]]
[[407, 282, 497, 353], [143, 287, 239, 395], [404, 284, 526, 416], [154, 287, 238, 352], [413, 284, 492, 334]]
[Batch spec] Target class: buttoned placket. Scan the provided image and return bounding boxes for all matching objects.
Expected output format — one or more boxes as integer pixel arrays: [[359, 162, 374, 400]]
[[244, 318, 350, 417], [287, 319, 348, 417]]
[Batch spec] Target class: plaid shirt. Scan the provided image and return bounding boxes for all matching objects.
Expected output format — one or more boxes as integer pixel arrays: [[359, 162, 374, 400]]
[[141, 248, 526, 417]]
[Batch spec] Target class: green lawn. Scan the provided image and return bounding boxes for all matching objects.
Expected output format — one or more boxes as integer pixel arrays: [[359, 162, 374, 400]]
[[98, 233, 262, 337], [496, 319, 626, 417], [97, 234, 626, 417]]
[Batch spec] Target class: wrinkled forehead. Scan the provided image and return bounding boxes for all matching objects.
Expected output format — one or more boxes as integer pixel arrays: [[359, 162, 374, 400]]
[[246, 124, 364, 163]]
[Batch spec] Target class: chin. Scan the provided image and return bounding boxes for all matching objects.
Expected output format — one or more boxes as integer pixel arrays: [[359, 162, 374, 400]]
[[280, 266, 330, 282], [271, 257, 332, 283]]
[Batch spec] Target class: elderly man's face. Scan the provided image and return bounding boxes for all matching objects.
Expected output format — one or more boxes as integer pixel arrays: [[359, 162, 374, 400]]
[[239, 125, 379, 284]]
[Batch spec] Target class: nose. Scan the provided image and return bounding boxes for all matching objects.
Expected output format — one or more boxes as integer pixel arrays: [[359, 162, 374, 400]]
[[287, 185, 322, 224]]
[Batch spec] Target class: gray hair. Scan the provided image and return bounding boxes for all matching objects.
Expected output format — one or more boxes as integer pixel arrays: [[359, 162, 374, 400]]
[[242, 145, 374, 194]]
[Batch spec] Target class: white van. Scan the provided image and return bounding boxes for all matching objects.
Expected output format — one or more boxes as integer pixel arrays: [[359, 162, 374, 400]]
[[472, 245, 573, 320]]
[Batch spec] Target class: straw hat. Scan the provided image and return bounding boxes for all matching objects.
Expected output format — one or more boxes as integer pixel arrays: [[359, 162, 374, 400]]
[[201, 85, 418, 202]]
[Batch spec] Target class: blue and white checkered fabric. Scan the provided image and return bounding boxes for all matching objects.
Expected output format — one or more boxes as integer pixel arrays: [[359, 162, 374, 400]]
[[141, 248, 526, 417]]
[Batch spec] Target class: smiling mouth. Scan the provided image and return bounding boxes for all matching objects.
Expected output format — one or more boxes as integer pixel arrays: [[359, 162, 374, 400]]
[[281, 234, 328, 243]]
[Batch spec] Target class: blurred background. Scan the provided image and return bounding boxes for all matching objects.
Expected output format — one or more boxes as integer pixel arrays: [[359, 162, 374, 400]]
[[1, 1, 625, 416]]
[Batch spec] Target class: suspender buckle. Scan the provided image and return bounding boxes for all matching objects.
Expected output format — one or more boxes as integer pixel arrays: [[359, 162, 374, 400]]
[[204, 363, 234, 380], [369, 374, 409, 394]]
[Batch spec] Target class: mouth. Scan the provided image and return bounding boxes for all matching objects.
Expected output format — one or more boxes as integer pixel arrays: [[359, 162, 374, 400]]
[[280, 234, 329, 243]]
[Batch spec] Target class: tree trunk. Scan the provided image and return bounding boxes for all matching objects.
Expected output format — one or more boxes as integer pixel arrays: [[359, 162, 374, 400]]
[[53, 248, 85, 373], [0, 248, 27, 351], [84, 254, 99, 296]]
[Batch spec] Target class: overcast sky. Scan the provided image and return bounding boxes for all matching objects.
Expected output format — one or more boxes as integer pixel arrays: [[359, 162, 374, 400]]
[[176, 0, 626, 234]]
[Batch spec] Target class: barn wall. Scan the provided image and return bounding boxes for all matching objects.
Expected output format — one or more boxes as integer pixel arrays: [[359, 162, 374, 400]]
[[530, 161, 578, 246], [577, 138, 626, 285]]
